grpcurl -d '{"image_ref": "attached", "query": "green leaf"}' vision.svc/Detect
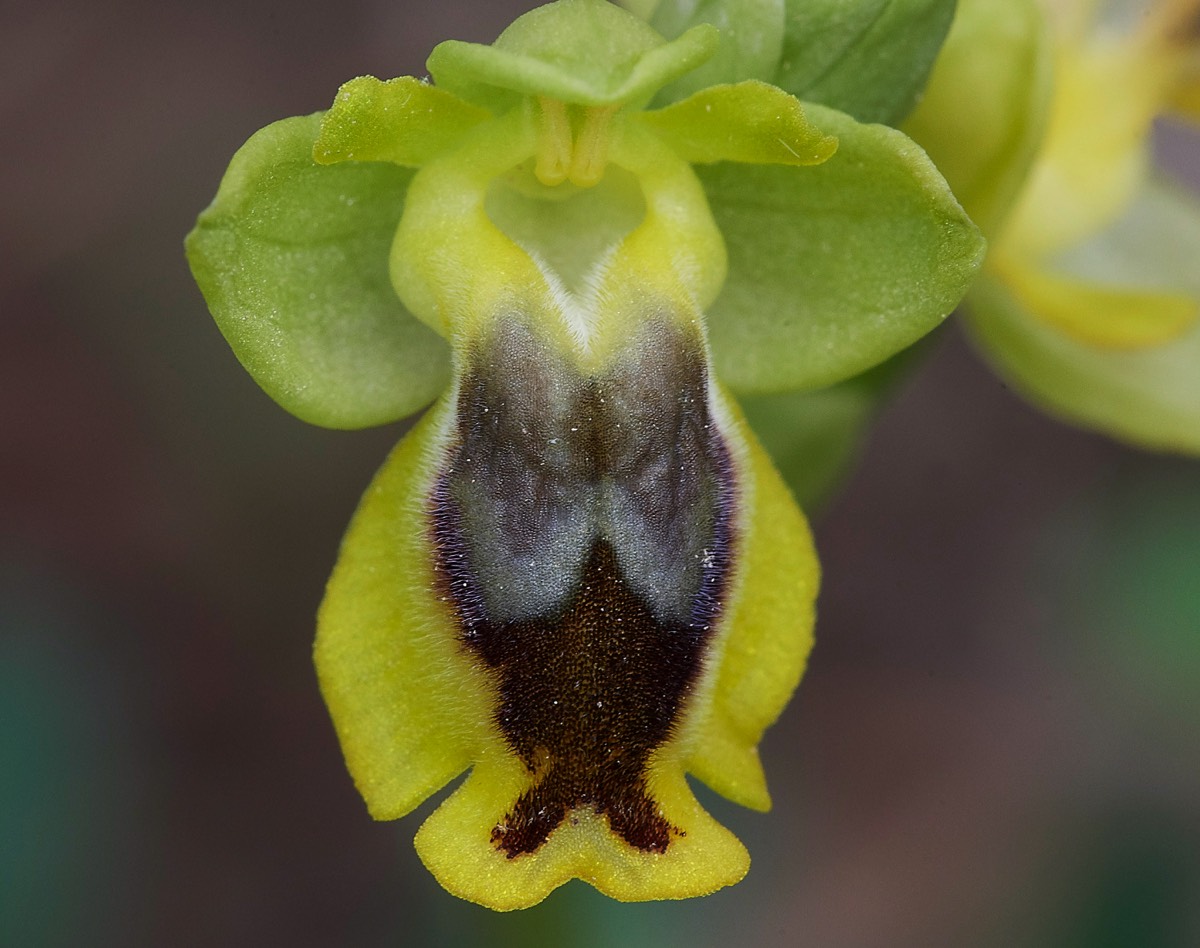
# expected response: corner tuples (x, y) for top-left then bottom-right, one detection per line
(634, 0), (957, 123)
(428, 0), (718, 111)
(640, 80), (837, 165)
(966, 179), (1200, 454)
(775, 0), (957, 125)
(314, 76), (490, 167)
(700, 102), (985, 394)
(903, 0), (1052, 239)
(644, 0), (786, 103)
(186, 114), (451, 429)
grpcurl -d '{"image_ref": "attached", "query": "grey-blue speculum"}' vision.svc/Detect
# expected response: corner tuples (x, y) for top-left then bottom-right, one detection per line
(431, 314), (737, 856)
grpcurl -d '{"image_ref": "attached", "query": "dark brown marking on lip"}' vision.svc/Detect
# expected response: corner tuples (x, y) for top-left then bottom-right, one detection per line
(479, 540), (695, 856)
(430, 314), (736, 856)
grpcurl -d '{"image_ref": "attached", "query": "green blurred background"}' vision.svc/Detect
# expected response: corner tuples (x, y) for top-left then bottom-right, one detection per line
(3, 1), (1198, 944)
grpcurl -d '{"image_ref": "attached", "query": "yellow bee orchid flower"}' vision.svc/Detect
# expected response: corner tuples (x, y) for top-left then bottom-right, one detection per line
(187, 0), (984, 910)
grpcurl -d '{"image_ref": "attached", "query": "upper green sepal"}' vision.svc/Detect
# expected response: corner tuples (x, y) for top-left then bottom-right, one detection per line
(185, 114), (450, 429)
(428, 0), (719, 110)
(314, 76), (490, 167)
(642, 0), (786, 102)
(641, 80), (837, 165)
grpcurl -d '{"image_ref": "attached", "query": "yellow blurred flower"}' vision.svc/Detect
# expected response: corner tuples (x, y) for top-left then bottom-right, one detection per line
(997, 0), (1200, 346)
(908, 0), (1200, 450)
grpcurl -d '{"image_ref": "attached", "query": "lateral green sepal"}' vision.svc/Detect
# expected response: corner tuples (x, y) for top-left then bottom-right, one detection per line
(185, 114), (450, 429)
(314, 76), (491, 167)
(643, 0), (786, 103)
(700, 102), (986, 393)
(640, 80), (837, 166)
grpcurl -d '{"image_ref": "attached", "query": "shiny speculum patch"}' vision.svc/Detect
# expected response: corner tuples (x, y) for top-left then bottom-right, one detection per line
(432, 316), (736, 856)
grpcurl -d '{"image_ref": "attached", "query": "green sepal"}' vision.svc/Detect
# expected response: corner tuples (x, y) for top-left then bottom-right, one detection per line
(428, 0), (718, 111)
(186, 114), (450, 429)
(313, 76), (491, 168)
(640, 80), (837, 166)
(966, 178), (1200, 455)
(642, 0), (786, 103)
(700, 102), (986, 394)
(775, 0), (958, 125)
(903, 0), (1052, 239)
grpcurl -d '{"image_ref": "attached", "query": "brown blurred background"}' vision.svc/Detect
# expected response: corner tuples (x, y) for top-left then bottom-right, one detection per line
(3, 1), (1199, 945)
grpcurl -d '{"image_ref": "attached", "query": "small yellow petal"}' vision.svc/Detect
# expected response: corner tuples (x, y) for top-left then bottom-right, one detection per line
(640, 81), (838, 168)
(999, 257), (1199, 349)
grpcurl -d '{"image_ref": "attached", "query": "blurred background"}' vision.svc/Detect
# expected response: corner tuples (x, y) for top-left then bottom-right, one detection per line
(3, 1), (1199, 944)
